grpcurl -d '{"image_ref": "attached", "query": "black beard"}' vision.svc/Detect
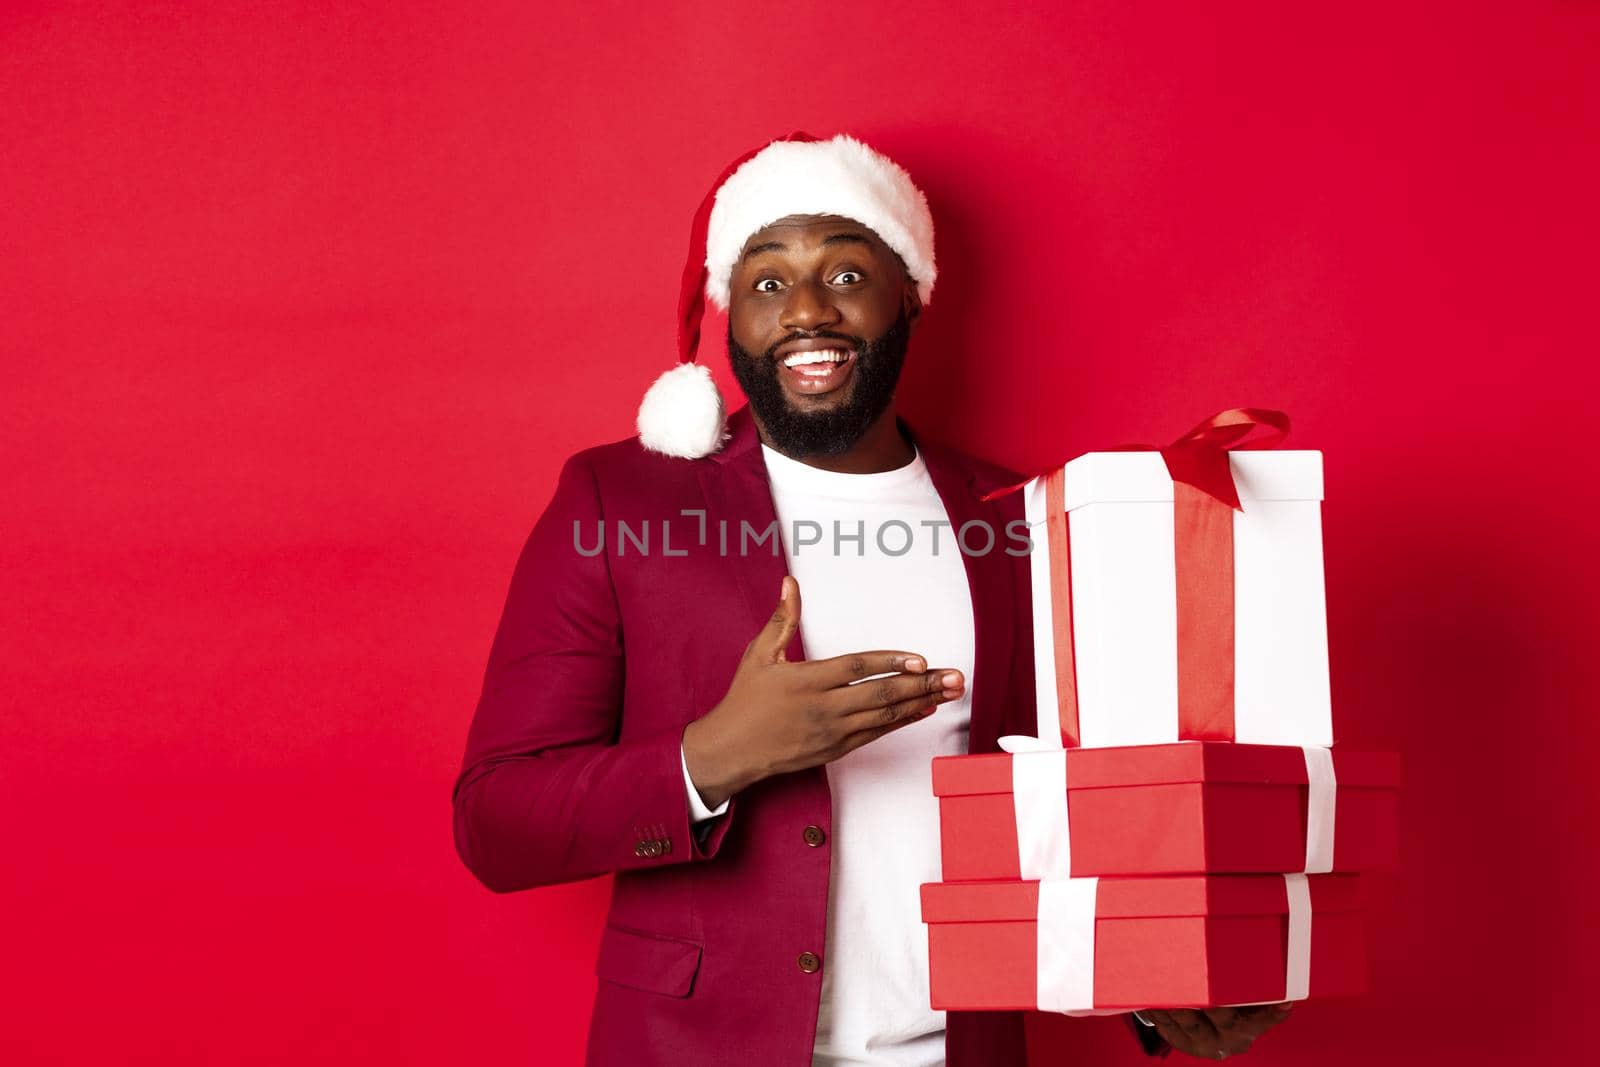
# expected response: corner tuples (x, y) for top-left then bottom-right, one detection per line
(727, 306), (911, 458)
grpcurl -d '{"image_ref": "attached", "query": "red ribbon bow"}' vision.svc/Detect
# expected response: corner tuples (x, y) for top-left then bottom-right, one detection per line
(981, 407), (1290, 508)
(982, 408), (1292, 746)
(1137, 407), (1291, 510)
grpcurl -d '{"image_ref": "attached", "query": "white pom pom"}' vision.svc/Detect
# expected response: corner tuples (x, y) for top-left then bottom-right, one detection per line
(637, 362), (728, 459)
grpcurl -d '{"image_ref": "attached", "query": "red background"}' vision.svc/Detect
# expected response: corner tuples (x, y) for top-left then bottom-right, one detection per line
(5, 3), (1596, 1063)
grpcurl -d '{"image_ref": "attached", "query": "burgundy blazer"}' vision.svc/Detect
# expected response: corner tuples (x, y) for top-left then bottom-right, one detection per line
(452, 403), (1043, 1066)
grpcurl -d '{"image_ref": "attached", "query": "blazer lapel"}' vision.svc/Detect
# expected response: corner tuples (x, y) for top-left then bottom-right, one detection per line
(696, 405), (809, 664)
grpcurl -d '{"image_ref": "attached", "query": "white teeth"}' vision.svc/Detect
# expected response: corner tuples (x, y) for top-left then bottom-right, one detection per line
(782, 348), (849, 368)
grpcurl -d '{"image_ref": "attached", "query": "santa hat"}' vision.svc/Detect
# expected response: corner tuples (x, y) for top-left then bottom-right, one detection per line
(636, 131), (937, 459)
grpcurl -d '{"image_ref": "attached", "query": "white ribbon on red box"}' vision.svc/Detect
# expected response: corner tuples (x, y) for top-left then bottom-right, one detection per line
(1002, 737), (1333, 1012)
(1010, 748), (1074, 880)
(1283, 873), (1313, 1002)
(1037, 878), (1100, 1013)
(1001, 738), (1340, 877)
(1302, 746), (1336, 874)
(1031, 872), (1315, 1013)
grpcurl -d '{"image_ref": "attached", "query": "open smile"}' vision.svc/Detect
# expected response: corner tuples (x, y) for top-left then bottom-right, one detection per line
(775, 341), (857, 397)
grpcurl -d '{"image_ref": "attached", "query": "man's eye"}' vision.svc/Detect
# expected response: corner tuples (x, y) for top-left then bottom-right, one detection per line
(754, 278), (783, 293)
(832, 270), (863, 285)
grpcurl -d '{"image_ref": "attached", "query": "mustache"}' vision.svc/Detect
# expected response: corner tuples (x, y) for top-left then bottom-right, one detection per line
(763, 331), (864, 361)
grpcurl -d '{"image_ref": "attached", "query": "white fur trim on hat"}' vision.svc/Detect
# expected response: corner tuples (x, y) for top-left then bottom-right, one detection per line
(636, 361), (729, 459)
(702, 134), (936, 312)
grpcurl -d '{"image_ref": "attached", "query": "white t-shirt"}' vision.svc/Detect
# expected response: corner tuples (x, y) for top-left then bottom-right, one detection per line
(682, 441), (976, 1066)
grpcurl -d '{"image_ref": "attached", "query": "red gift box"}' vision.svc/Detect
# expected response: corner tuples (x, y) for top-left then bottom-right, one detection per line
(935, 742), (1399, 880)
(921, 874), (1366, 1011)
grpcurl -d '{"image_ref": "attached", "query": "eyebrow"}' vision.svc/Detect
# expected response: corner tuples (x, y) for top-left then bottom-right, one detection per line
(741, 240), (787, 260)
(822, 232), (871, 250)
(741, 232), (872, 262)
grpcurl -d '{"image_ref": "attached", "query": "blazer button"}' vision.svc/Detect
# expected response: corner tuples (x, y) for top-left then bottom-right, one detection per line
(802, 825), (826, 847)
(634, 842), (650, 857)
(797, 951), (821, 974)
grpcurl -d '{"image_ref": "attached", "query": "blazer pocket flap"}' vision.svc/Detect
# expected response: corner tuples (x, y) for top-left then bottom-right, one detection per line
(595, 924), (703, 998)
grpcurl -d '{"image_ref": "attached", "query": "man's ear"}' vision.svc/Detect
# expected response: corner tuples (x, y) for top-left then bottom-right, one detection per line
(903, 279), (923, 332)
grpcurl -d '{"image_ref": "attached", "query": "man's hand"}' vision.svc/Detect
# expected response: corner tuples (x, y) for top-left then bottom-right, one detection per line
(1141, 1004), (1293, 1060)
(682, 575), (964, 807)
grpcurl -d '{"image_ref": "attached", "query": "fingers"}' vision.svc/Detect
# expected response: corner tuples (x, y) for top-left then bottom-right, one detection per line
(834, 669), (964, 753)
(1219, 1002), (1293, 1042)
(1201, 1007), (1255, 1055)
(848, 685), (953, 732)
(1144, 1009), (1221, 1057)
(1144, 1004), (1286, 1060)
(830, 667), (965, 717)
(1233, 1002), (1293, 1029)
(1166, 1009), (1221, 1047)
(804, 663), (964, 759)
(833, 698), (940, 755)
(805, 649), (930, 686)
(748, 576), (802, 664)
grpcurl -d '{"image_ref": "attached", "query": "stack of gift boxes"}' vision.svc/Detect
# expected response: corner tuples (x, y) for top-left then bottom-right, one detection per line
(921, 412), (1401, 1013)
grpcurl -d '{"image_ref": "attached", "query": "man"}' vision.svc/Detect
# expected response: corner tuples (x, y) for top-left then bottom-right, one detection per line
(452, 133), (1290, 1064)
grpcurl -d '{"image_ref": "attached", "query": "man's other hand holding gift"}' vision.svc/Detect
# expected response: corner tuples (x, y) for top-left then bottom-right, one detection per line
(1137, 1003), (1294, 1059)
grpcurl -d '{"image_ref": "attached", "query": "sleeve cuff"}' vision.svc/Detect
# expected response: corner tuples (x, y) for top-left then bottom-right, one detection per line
(681, 742), (731, 823)
(1125, 1011), (1172, 1057)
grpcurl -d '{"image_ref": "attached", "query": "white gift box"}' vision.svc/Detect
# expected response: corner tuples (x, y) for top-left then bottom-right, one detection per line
(1023, 450), (1331, 749)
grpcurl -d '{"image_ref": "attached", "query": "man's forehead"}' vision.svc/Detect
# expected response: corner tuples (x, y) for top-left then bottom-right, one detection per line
(739, 214), (886, 257)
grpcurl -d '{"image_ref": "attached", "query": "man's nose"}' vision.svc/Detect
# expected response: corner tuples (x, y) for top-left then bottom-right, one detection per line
(779, 278), (842, 333)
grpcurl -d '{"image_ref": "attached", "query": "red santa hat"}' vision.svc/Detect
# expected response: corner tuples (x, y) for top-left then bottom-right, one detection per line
(637, 131), (938, 459)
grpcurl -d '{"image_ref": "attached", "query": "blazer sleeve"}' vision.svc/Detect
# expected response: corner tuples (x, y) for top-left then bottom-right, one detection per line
(1126, 1013), (1172, 1057)
(451, 451), (736, 892)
